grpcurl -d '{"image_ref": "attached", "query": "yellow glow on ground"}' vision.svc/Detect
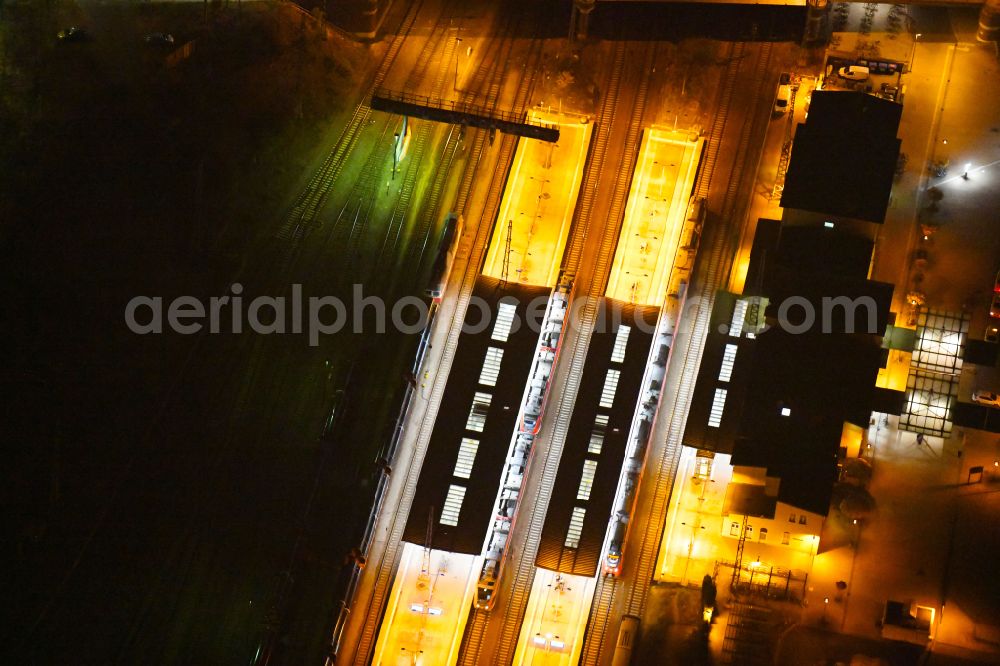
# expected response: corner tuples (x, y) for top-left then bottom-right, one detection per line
(840, 422), (864, 459)
(656, 448), (820, 584)
(481, 111), (592, 288)
(876, 349), (912, 392)
(655, 447), (730, 584)
(606, 128), (704, 305)
(372, 543), (480, 666)
(512, 570), (596, 666)
(731, 76), (818, 295)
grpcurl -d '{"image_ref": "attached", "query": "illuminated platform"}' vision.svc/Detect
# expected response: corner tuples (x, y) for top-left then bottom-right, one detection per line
(512, 570), (596, 666)
(606, 128), (703, 305)
(371, 543), (479, 666)
(482, 111), (592, 288)
(656, 446), (731, 585)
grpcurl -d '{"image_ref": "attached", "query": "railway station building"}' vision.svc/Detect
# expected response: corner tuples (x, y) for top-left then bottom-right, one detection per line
(680, 218), (901, 573)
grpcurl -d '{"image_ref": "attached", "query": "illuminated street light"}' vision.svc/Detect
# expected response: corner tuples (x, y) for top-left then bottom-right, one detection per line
(910, 33), (922, 72)
(393, 133), (399, 180)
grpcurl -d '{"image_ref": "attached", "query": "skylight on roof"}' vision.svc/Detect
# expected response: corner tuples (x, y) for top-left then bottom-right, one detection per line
(454, 438), (479, 479)
(708, 388), (728, 428)
(492, 303), (516, 342)
(611, 326), (631, 364)
(466, 392), (492, 432)
(565, 507), (586, 548)
(440, 485), (467, 526)
(576, 460), (598, 501)
(599, 370), (620, 409)
(479, 347), (504, 387)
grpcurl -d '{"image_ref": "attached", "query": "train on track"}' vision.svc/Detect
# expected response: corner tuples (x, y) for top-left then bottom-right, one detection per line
(425, 213), (463, 301)
(601, 196), (704, 577)
(475, 286), (570, 611)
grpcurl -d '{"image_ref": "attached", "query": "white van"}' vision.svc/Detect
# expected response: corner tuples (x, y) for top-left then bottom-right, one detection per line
(838, 65), (870, 81)
(774, 84), (791, 113)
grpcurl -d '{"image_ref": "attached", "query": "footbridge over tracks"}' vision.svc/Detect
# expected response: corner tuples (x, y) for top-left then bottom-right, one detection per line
(371, 89), (561, 143)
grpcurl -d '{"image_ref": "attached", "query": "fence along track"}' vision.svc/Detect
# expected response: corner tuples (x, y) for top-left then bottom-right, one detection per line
(621, 40), (775, 625)
(348, 26), (546, 666)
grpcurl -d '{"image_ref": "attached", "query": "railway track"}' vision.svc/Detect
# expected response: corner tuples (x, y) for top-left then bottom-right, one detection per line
(571, 37), (777, 666)
(347, 104), (536, 666)
(579, 575), (619, 666)
(463, 39), (661, 666)
(385, 0), (532, 290)
(273, 0), (426, 261)
(343, 10), (548, 665)
(623, 37), (774, 627)
(104, 2), (446, 658)
(369, 0), (542, 495)
(341, 26), (459, 284)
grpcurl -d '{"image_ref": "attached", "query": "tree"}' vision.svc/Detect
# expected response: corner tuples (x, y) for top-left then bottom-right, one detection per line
(700, 574), (717, 610)
(925, 186), (944, 211)
(841, 457), (872, 486)
(832, 482), (876, 522)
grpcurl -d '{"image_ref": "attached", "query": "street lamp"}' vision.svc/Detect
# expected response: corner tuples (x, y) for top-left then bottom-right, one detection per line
(393, 132), (399, 180)
(910, 33), (922, 73)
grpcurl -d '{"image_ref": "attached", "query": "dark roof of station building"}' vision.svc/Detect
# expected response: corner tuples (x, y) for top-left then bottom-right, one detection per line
(723, 483), (777, 520)
(684, 219), (893, 516)
(403, 277), (551, 554)
(535, 301), (658, 577)
(759, 224), (875, 281)
(745, 222), (893, 336)
(781, 90), (902, 224)
(735, 328), (880, 514)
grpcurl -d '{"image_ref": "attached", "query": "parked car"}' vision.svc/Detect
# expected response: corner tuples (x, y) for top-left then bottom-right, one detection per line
(879, 83), (900, 102)
(144, 32), (175, 46)
(57, 26), (89, 42)
(993, 269), (1000, 293)
(774, 84), (791, 113)
(991, 293), (1000, 318)
(972, 390), (1000, 408)
(986, 320), (999, 343)
(838, 65), (870, 81)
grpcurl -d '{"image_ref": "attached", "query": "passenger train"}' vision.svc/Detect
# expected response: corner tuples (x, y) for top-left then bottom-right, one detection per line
(425, 213), (463, 301)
